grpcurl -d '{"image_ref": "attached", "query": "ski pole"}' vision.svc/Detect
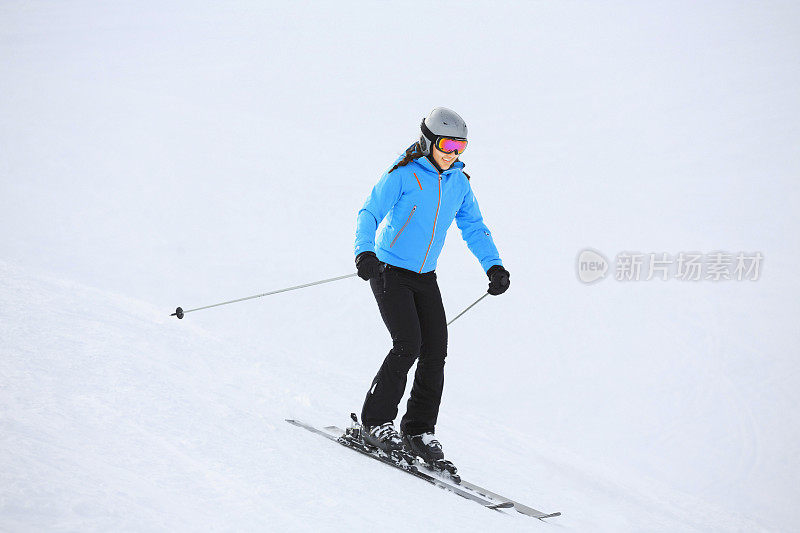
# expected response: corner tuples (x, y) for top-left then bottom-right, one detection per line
(447, 292), (489, 326)
(171, 273), (358, 319)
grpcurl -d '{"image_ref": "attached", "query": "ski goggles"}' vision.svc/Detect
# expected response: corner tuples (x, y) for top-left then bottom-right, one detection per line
(434, 137), (468, 155)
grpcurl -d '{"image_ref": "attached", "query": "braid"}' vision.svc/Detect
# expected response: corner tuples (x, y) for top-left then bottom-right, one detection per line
(388, 142), (424, 174)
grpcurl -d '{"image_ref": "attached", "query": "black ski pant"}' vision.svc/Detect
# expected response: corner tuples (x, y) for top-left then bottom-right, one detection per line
(361, 264), (448, 436)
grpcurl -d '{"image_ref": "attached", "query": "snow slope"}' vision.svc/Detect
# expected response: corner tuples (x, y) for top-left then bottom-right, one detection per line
(2, 1), (799, 531)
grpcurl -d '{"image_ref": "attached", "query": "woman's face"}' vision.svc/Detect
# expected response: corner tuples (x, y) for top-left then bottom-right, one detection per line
(431, 142), (458, 171)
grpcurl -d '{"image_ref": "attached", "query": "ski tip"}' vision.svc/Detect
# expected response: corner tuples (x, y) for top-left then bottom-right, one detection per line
(538, 511), (562, 519)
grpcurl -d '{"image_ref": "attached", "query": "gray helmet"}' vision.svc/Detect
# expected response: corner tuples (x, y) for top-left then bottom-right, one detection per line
(419, 107), (468, 155)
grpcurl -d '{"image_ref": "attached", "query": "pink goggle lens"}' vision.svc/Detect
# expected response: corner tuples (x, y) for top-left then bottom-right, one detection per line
(435, 137), (468, 154)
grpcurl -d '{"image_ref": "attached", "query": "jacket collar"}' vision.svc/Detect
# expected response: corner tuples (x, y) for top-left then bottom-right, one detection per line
(414, 155), (464, 176)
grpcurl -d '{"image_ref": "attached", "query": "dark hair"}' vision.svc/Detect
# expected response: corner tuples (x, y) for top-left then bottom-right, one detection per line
(388, 141), (470, 180)
(388, 142), (424, 174)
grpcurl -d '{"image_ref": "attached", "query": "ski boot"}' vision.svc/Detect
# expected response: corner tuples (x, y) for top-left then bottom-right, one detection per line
(363, 422), (404, 452)
(403, 432), (460, 482)
(349, 414), (416, 469)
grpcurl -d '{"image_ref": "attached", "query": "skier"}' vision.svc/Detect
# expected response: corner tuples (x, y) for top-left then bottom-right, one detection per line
(354, 107), (510, 465)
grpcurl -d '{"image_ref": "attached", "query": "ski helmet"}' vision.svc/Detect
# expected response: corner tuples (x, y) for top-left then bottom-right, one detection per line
(419, 107), (468, 155)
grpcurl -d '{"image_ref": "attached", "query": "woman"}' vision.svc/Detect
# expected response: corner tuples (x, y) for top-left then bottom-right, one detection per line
(354, 107), (510, 464)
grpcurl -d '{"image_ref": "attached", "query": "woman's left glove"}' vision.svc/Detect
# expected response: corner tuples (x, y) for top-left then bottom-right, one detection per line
(486, 265), (510, 295)
(356, 251), (383, 281)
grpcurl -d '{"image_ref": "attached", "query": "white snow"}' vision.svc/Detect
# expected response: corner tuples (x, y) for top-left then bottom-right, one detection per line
(2, 1), (799, 531)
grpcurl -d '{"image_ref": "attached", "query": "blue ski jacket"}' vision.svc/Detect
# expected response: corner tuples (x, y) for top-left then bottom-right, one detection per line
(354, 151), (503, 273)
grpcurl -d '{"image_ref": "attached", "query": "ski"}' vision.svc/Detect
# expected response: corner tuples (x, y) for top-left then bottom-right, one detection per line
(326, 423), (561, 520)
(455, 479), (561, 519)
(285, 418), (513, 511)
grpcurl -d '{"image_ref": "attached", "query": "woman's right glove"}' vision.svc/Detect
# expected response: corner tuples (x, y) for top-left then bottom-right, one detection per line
(486, 265), (511, 295)
(356, 251), (383, 281)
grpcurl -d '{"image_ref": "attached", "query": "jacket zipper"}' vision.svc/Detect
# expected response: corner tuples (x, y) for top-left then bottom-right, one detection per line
(419, 174), (442, 272)
(390, 205), (416, 248)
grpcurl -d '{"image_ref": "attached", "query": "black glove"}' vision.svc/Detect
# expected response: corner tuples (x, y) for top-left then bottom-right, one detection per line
(356, 251), (383, 281)
(487, 265), (510, 295)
